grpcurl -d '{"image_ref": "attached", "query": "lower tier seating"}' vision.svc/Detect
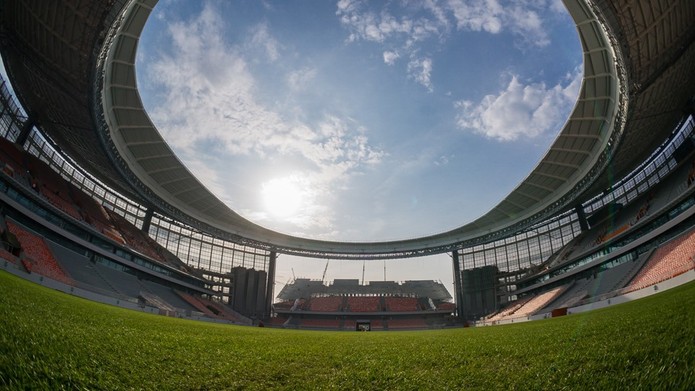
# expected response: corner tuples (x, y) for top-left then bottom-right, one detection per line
(627, 229), (695, 291)
(7, 220), (73, 285)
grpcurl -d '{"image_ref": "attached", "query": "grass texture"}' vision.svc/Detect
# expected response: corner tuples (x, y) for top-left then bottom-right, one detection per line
(1, 270), (693, 390)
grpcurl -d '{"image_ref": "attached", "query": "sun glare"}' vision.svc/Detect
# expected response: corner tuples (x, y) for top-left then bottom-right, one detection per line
(261, 176), (304, 218)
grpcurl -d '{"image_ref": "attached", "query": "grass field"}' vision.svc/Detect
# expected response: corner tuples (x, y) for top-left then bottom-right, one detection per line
(0, 271), (693, 390)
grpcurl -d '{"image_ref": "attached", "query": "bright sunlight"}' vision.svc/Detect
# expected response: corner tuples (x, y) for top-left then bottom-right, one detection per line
(261, 176), (305, 218)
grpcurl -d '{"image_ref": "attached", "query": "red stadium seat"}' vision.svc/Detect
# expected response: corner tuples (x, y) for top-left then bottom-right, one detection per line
(7, 220), (73, 285)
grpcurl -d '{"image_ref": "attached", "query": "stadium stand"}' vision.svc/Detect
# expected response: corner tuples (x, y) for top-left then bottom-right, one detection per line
(298, 318), (342, 329)
(346, 296), (381, 312)
(139, 280), (193, 310)
(488, 285), (566, 322)
(369, 319), (385, 330)
(70, 188), (126, 244)
(308, 296), (344, 312)
(3, 113), (694, 328)
(272, 300), (294, 311)
(0, 219), (20, 264)
(90, 263), (142, 298)
(274, 279), (454, 329)
(387, 318), (428, 329)
(1, 0), (695, 331)
(385, 297), (419, 312)
(0, 246), (18, 264)
(107, 210), (166, 263)
(176, 290), (219, 317)
(48, 243), (118, 294)
(7, 220), (73, 285)
(626, 229), (695, 291)
(139, 291), (176, 313)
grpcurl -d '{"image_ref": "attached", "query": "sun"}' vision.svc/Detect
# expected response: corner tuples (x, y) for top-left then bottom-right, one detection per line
(261, 176), (304, 218)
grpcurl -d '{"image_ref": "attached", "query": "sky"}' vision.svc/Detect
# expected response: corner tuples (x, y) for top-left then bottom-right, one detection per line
(131, 0), (583, 297)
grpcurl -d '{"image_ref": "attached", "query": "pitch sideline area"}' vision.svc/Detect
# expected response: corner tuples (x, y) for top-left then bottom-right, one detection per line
(0, 270), (693, 390)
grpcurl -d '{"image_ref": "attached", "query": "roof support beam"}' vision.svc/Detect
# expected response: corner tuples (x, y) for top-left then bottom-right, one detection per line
(542, 160), (582, 169)
(550, 147), (592, 156)
(532, 171), (569, 182)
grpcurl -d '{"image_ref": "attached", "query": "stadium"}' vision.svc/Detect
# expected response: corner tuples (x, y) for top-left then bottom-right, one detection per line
(0, 0), (694, 388)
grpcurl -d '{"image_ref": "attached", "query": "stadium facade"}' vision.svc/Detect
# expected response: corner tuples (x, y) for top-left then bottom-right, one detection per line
(0, 0), (694, 326)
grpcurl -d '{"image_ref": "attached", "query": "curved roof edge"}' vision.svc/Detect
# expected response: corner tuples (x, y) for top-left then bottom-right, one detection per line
(95, 0), (624, 258)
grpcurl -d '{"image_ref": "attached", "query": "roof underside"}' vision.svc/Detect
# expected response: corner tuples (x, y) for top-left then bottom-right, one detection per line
(1, 0), (694, 259)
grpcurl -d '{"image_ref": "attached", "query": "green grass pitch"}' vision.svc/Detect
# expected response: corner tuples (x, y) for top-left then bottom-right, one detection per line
(1, 270), (693, 390)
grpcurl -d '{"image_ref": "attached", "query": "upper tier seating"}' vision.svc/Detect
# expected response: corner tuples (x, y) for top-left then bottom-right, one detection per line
(23, 154), (83, 221)
(307, 296), (344, 312)
(564, 157), (693, 260)
(346, 296), (381, 312)
(0, 139), (130, 244)
(0, 137), (25, 169)
(105, 209), (193, 273)
(385, 297), (419, 312)
(107, 210), (166, 263)
(70, 187), (125, 243)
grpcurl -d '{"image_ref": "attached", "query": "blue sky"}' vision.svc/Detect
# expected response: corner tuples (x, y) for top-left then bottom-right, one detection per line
(134, 0), (582, 295)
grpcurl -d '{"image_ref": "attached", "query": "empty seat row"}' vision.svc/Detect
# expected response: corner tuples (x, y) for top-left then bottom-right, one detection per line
(6, 220), (73, 285)
(628, 229), (695, 291)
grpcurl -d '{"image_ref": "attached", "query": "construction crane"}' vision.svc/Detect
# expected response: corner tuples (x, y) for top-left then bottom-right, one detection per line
(321, 259), (330, 283)
(361, 259), (366, 285)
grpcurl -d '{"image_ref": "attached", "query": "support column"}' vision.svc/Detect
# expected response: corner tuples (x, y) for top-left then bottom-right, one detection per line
(264, 251), (277, 319)
(141, 207), (154, 234)
(451, 250), (464, 320)
(15, 113), (35, 146)
(575, 204), (589, 231)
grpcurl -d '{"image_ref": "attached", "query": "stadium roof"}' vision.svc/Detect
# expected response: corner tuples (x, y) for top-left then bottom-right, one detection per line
(1, 0), (694, 259)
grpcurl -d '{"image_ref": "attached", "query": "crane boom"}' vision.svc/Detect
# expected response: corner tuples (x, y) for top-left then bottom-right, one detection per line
(321, 259), (330, 283)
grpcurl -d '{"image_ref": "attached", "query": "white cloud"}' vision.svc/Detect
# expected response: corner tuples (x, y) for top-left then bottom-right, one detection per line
(407, 57), (434, 92)
(336, 0), (554, 47)
(446, 0), (552, 46)
(434, 154), (454, 166)
(145, 3), (384, 233)
(550, 0), (567, 14)
(383, 50), (400, 65)
(249, 22), (281, 61)
(446, 0), (503, 34)
(335, 0), (556, 90)
(336, 1), (443, 45)
(454, 68), (582, 141)
(287, 67), (317, 91)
